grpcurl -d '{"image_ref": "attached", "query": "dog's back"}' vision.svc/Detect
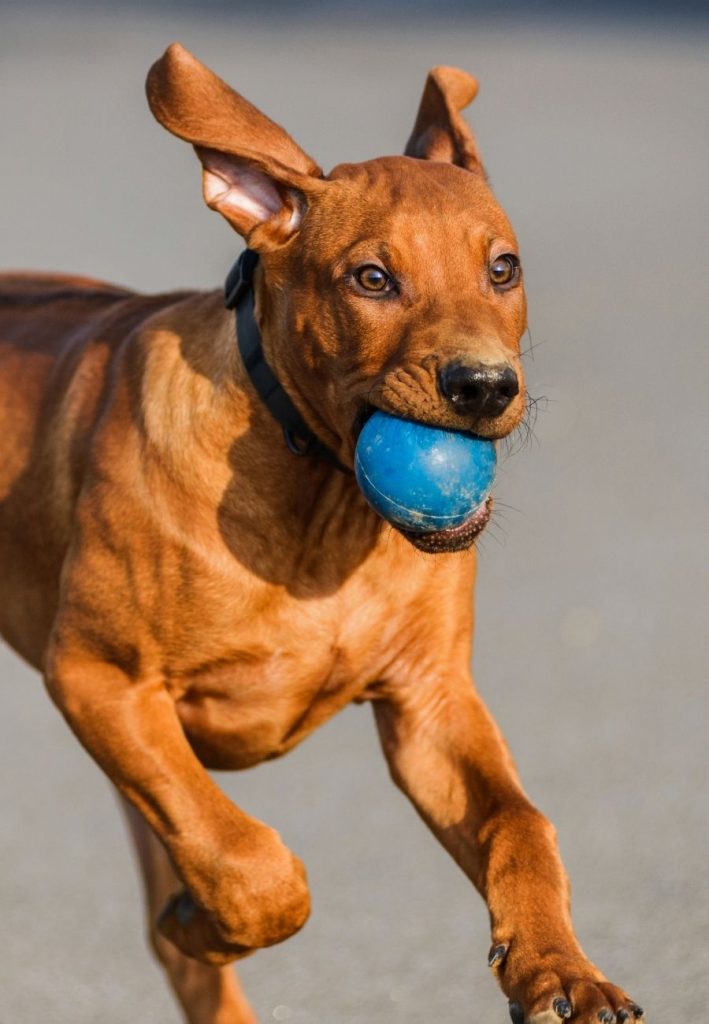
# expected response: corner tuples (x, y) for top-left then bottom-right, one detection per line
(0, 273), (190, 665)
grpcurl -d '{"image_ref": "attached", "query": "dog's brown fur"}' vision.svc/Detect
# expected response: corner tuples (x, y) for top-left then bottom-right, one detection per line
(0, 44), (641, 1024)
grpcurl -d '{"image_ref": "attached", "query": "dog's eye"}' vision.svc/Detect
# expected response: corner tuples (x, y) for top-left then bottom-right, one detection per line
(355, 265), (392, 292)
(489, 254), (521, 289)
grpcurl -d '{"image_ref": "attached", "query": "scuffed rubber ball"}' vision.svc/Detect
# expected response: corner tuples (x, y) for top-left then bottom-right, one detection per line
(354, 410), (496, 532)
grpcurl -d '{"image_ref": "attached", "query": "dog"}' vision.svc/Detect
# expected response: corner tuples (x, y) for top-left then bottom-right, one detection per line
(0, 43), (643, 1024)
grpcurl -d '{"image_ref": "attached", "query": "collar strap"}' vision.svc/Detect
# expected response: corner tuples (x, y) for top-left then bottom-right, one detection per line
(225, 249), (349, 473)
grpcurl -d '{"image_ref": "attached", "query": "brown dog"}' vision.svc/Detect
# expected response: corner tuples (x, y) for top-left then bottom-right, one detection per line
(0, 43), (642, 1024)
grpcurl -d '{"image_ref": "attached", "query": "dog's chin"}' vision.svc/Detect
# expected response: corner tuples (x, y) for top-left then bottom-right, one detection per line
(397, 498), (493, 554)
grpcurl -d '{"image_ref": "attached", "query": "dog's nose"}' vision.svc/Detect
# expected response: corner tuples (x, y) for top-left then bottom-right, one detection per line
(438, 362), (519, 419)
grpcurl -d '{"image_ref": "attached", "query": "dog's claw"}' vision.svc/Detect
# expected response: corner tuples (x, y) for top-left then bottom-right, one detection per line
(553, 997), (572, 1019)
(159, 889), (198, 927)
(598, 1011), (616, 1023)
(630, 1006), (644, 1019)
(617, 1012), (630, 1023)
(509, 1001), (525, 1024)
(488, 943), (508, 968)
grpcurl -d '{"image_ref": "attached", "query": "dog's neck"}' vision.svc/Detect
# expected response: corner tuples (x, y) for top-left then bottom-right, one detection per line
(225, 249), (348, 473)
(215, 348), (385, 590)
(138, 289), (387, 588)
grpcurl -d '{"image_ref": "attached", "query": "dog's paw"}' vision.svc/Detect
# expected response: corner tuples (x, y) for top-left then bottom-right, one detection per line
(507, 989), (645, 1024)
(491, 946), (644, 1024)
(159, 828), (311, 964)
(157, 841), (311, 966)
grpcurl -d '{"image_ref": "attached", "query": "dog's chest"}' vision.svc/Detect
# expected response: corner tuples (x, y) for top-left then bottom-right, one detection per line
(168, 567), (419, 770)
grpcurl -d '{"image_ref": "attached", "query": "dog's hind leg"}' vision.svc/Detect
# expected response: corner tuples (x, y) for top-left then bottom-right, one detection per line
(122, 799), (258, 1024)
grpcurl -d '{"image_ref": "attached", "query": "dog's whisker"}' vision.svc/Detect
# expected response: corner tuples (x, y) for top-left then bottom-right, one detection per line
(519, 327), (548, 361)
(493, 500), (523, 516)
(500, 391), (549, 460)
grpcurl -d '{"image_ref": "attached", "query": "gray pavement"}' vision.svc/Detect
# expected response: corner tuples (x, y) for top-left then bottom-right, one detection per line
(1, 8), (708, 1023)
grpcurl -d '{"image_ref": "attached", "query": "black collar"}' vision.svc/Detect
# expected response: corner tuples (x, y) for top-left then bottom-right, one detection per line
(225, 249), (349, 473)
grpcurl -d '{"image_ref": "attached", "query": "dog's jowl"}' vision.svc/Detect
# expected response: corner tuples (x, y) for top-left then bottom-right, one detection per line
(0, 43), (643, 1024)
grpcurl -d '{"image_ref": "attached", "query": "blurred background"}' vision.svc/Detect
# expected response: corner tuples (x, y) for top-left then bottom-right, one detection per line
(1, 2), (708, 1022)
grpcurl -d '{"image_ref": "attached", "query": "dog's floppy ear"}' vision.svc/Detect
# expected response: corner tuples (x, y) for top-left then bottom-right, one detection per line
(405, 66), (483, 175)
(146, 43), (325, 248)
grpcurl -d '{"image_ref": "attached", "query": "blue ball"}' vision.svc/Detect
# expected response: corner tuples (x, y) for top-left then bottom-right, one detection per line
(354, 411), (497, 532)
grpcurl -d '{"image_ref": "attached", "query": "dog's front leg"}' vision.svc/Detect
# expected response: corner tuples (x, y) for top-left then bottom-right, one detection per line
(45, 651), (310, 966)
(373, 674), (643, 1023)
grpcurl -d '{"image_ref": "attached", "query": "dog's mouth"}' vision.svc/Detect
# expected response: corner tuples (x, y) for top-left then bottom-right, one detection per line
(352, 403), (376, 444)
(397, 497), (493, 553)
(352, 403), (494, 553)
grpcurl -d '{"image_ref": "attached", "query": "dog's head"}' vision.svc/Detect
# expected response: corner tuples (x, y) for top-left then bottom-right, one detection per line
(147, 45), (527, 538)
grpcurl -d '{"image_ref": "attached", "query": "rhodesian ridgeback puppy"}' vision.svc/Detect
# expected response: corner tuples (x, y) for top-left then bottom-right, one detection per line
(0, 43), (643, 1024)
